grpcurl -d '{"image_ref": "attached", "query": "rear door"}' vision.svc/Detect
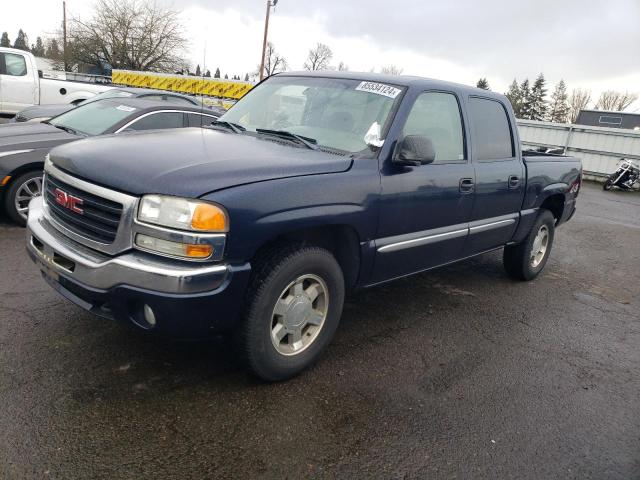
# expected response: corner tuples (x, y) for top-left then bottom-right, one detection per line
(0, 51), (38, 112)
(372, 90), (474, 283)
(465, 96), (525, 254)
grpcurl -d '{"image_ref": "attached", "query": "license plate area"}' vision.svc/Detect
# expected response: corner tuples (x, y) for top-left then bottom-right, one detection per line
(31, 235), (76, 274)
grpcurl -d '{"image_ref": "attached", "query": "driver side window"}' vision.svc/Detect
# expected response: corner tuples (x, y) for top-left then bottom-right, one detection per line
(403, 92), (465, 163)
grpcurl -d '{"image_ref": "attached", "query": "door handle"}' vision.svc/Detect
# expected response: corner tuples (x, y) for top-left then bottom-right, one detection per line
(508, 175), (520, 189)
(459, 178), (474, 194)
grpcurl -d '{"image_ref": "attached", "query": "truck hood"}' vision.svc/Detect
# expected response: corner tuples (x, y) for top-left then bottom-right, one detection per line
(49, 128), (354, 197)
(0, 122), (78, 153)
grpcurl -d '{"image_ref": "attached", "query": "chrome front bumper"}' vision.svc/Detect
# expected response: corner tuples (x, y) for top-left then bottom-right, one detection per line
(26, 196), (230, 295)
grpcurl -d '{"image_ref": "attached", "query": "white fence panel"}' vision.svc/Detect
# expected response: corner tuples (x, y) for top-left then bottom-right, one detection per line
(516, 119), (640, 178)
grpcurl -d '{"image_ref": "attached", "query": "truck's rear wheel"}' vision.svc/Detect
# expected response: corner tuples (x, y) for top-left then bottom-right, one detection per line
(5, 170), (43, 226)
(236, 245), (345, 381)
(503, 210), (555, 281)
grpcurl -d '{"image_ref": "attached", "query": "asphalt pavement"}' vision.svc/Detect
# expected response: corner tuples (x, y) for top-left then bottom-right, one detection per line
(0, 183), (639, 479)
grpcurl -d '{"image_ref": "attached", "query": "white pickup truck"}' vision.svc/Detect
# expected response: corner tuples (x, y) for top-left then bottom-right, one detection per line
(0, 47), (113, 115)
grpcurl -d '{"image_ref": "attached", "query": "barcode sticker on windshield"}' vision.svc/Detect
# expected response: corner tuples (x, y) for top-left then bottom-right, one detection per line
(116, 105), (136, 112)
(355, 82), (401, 98)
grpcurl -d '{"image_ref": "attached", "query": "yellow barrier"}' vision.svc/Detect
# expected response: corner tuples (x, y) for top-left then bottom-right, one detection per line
(111, 70), (254, 101)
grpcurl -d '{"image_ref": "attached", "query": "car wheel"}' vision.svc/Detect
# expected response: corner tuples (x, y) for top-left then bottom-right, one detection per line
(236, 244), (345, 382)
(503, 209), (556, 281)
(5, 170), (43, 227)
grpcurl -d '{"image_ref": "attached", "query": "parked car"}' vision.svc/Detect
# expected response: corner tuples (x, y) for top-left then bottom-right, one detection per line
(0, 47), (112, 115)
(0, 97), (220, 224)
(11, 87), (225, 123)
(26, 72), (582, 381)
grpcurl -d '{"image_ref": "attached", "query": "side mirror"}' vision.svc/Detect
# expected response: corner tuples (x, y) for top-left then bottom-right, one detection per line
(394, 135), (436, 165)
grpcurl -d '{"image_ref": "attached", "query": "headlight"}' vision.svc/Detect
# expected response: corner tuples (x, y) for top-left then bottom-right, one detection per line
(138, 195), (228, 232)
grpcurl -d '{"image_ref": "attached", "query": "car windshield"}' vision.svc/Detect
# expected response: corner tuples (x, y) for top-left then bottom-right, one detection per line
(76, 89), (135, 107)
(49, 100), (137, 136)
(220, 76), (405, 153)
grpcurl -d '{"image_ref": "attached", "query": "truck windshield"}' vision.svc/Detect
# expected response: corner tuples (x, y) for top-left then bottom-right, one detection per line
(220, 76), (405, 153)
(49, 100), (135, 136)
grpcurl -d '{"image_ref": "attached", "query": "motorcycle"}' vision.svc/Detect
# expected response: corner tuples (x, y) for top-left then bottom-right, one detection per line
(603, 159), (640, 191)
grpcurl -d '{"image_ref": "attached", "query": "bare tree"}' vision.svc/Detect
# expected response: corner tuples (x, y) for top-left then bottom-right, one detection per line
(304, 43), (333, 71)
(261, 42), (288, 77)
(595, 90), (639, 111)
(68, 0), (187, 72)
(337, 61), (349, 71)
(380, 65), (403, 75)
(568, 88), (591, 123)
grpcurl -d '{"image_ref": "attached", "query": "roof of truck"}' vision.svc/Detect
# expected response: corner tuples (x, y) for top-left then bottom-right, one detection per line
(275, 70), (508, 101)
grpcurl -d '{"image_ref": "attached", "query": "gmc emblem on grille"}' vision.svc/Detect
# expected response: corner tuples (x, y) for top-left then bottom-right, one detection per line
(54, 188), (84, 214)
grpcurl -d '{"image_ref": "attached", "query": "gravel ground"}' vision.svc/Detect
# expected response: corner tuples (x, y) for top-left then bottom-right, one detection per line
(0, 182), (638, 479)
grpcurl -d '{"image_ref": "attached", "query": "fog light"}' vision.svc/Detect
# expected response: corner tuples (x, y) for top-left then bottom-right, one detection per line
(143, 304), (157, 328)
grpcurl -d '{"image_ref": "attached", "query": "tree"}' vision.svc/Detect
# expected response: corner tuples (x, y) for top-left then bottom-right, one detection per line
(528, 73), (548, 121)
(595, 90), (639, 111)
(204, 69), (211, 78)
(304, 43), (333, 71)
(195, 64), (201, 76)
(68, 0), (187, 72)
(31, 37), (46, 57)
(244, 73), (249, 82)
(568, 88), (591, 123)
(46, 38), (62, 60)
(380, 65), (403, 75)
(214, 67), (220, 79)
(337, 61), (349, 71)
(224, 73), (228, 79)
(519, 79), (532, 119)
(260, 42), (288, 77)
(0, 32), (10, 47)
(476, 78), (490, 90)
(13, 29), (29, 51)
(505, 79), (522, 117)
(547, 80), (569, 123)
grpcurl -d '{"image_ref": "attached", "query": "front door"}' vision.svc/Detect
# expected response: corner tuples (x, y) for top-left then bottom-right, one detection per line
(372, 91), (474, 283)
(465, 97), (525, 255)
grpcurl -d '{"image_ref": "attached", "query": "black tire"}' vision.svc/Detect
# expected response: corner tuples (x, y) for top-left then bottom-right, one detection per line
(603, 178), (613, 191)
(4, 170), (43, 227)
(236, 244), (345, 382)
(503, 210), (555, 281)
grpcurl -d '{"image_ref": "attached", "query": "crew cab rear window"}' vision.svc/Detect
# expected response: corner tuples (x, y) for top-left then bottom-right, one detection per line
(468, 97), (514, 160)
(0, 53), (27, 76)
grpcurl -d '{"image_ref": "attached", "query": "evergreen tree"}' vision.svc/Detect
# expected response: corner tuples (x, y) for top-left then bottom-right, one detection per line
(476, 78), (490, 90)
(548, 79), (569, 123)
(31, 36), (46, 57)
(0, 32), (10, 47)
(46, 38), (61, 59)
(224, 73), (228, 79)
(195, 64), (201, 76)
(244, 73), (249, 82)
(214, 67), (220, 79)
(204, 69), (211, 77)
(519, 79), (532, 119)
(13, 29), (29, 51)
(505, 79), (522, 117)
(528, 73), (548, 121)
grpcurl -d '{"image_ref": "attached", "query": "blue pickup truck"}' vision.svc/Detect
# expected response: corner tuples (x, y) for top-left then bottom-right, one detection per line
(26, 72), (582, 381)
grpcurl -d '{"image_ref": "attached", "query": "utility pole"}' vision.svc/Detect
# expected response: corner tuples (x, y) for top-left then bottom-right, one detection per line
(63, 1), (68, 71)
(259, 0), (278, 81)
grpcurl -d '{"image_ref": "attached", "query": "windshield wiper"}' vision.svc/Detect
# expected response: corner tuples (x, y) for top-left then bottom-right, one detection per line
(50, 124), (83, 136)
(208, 120), (246, 134)
(255, 128), (319, 150)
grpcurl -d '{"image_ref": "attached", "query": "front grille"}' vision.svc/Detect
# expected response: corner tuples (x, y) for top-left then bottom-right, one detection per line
(44, 174), (123, 244)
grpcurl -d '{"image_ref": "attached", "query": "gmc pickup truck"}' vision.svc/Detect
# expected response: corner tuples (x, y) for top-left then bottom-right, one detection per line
(26, 72), (582, 381)
(0, 47), (111, 115)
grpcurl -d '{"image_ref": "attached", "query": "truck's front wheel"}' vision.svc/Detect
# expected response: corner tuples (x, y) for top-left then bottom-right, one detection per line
(503, 210), (556, 281)
(236, 245), (345, 381)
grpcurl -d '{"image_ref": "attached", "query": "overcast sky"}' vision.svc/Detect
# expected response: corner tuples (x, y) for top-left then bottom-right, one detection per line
(4, 0), (639, 109)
